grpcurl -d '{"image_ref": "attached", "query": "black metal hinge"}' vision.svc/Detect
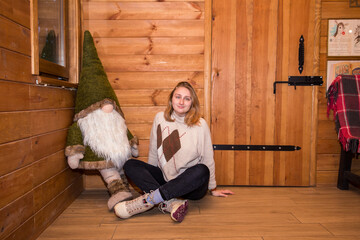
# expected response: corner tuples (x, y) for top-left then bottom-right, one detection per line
(213, 145), (301, 151)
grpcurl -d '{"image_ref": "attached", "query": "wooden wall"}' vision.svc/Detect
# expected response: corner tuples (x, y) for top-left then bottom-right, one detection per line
(317, 0), (360, 184)
(82, 0), (360, 188)
(0, 0), (83, 239)
(82, 0), (210, 189)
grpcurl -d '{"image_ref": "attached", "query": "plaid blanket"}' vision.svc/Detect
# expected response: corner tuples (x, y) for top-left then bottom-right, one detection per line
(327, 75), (360, 153)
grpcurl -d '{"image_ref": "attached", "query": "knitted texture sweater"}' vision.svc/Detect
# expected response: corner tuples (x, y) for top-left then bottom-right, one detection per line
(148, 112), (216, 190)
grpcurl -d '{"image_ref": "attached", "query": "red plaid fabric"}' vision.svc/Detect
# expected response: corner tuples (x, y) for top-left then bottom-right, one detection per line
(327, 75), (360, 153)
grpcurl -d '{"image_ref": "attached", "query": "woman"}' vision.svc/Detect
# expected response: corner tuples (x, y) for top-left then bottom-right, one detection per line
(114, 82), (234, 222)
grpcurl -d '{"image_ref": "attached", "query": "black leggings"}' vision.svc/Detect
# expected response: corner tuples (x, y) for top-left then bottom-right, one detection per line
(124, 159), (210, 201)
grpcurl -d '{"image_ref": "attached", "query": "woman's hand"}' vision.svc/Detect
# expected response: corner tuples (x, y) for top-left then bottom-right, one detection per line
(211, 189), (234, 197)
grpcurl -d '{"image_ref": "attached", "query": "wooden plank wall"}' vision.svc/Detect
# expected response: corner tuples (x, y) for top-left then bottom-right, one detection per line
(0, 0), (83, 239)
(80, 0), (359, 189)
(317, 0), (360, 184)
(82, 0), (208, 189)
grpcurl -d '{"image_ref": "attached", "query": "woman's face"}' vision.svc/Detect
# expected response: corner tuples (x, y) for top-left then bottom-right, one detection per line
(172, 87), (192, 117)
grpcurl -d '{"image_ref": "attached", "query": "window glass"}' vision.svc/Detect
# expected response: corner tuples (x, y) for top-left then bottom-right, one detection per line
(38, 0), (66, 67)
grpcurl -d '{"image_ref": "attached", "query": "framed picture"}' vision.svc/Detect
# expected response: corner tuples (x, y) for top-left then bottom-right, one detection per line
(326, 60), (360, 89)
(328, 19), (360, 56)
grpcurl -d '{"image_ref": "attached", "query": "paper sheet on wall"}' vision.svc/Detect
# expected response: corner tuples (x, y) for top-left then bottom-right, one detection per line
(328, 19), (360, 56)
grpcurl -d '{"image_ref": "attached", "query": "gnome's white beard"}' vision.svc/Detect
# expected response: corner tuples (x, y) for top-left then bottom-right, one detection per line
(78, 109), (131, 169)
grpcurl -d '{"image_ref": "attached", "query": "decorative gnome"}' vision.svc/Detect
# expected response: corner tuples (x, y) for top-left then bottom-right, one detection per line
(65, 30), (139, 210)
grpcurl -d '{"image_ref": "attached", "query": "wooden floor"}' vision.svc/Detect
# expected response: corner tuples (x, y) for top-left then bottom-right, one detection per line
(37, 186), (360, 240)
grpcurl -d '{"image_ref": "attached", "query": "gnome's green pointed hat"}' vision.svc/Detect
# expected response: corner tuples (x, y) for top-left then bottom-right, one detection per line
(74, 30), (124, 121)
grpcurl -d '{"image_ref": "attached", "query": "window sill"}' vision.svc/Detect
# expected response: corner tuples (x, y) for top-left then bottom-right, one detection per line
(32, 75), (78, 89)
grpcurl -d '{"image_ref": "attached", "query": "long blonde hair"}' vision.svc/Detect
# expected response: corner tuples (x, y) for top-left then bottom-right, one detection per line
(164, 82), (201, 126)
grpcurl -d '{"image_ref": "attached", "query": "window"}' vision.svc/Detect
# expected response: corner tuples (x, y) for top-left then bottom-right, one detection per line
(31, 0), (80, 86)
(38, 0), (68, 78)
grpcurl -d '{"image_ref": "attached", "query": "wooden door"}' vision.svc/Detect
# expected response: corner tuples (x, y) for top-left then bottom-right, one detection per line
(211, 0), (320, 186)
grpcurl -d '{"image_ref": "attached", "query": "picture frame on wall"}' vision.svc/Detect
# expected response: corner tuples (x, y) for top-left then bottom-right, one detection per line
(328, 19), (360, 56)
(326, 60), (360, 89)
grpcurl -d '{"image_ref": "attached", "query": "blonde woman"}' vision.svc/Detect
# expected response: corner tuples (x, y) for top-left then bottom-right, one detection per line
(114, 82), (233, 222)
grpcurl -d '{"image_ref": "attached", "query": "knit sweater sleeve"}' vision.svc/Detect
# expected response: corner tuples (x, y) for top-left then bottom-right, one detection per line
(199, 119), (217, 190)
(147, 112), (160, 166)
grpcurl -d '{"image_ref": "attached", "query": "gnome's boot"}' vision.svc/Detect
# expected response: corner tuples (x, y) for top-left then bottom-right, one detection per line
(99, 168), (133, 210)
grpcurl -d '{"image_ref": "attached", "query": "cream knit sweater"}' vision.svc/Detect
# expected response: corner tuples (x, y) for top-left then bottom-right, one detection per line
(148, 112), (217, 190)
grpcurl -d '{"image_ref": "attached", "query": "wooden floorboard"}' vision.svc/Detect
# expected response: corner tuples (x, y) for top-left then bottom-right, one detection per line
(37, 186), (360, 240)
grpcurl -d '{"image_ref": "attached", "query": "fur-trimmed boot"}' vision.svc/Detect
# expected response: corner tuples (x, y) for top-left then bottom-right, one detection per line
(107, 176), (132, 210)
(100, 168), (133, 210)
